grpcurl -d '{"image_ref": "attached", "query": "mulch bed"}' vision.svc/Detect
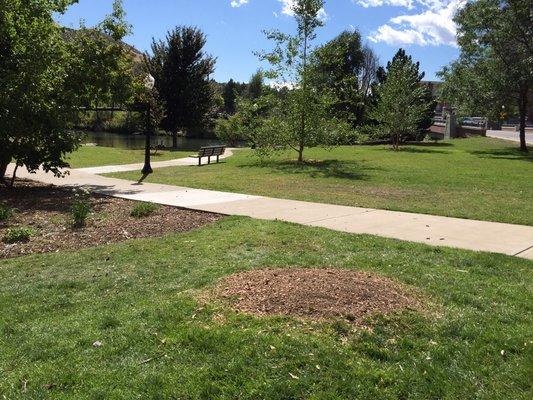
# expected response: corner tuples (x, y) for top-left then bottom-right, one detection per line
(216, 268), (421, 325)
(0, 180), (223, 259)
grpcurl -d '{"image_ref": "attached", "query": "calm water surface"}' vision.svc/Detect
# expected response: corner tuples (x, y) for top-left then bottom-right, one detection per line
(81, 131), (223, 151)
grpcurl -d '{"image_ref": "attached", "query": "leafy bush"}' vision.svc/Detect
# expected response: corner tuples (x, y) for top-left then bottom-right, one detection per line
(3, 227), (34, 244)
(130, 202), (158, 218)
(0, 204), (14, 221)
(215, 114), (245, 147)
(71, 200), (91, 227)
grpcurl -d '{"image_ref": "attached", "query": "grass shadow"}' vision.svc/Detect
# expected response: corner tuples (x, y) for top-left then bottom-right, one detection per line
(397, 147), (452, 154)
(405, 141), (454, 147)
(469, 147), (532, 162)
(240, 159), (376, 181)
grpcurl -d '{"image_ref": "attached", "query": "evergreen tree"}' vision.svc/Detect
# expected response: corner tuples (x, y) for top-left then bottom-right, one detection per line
(147, 26), (216, 146)
(376, 49), (434, 141)
(223, 79), (237, 114)
(372, 50), (434, 149)
(247, 70), (264, 100)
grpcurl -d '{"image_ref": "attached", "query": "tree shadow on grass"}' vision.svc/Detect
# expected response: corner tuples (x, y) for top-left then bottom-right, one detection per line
(396, 147), (452, 154)
(239, 159), (377, 181)
(468, 147), (532, 162)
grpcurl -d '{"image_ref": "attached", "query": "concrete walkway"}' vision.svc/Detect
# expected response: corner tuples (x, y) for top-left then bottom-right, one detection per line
(7, 164), (533, 260)
(486, 129), (533, 145)
(76, 148), (236, 174)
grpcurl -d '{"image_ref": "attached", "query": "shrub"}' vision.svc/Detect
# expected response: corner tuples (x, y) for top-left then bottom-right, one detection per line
(215, 114), (245, 147)
(71, 199), (91, 228)
(3, 227), (34, 244)
(130, 202), (158, 218)
(0, 204), (14, 221)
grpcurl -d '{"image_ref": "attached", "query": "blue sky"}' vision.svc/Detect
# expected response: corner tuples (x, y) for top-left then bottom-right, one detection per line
(56, 0), (464, 83)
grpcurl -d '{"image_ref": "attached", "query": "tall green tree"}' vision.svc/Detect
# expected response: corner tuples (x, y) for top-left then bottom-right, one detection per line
(441, 0), (532, 151)
(371, 52), (433, 150)
(147, 26), (216, 147)
(311, 30), (379, 127)
(246, 70), (264, 100)
(375, 49), (434, 141)
(223, 79), (237, 115)
(258, 0), (335, 162)
(0, 0), (80, 186)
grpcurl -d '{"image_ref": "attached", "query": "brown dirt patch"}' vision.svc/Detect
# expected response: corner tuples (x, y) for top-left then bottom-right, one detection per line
(217, 268), (421, 324)
(0, 180), (223, 259)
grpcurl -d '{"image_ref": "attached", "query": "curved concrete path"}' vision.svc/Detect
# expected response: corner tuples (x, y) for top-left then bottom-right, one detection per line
(75, 148), (236, 174)
(6, 163), (533, 260)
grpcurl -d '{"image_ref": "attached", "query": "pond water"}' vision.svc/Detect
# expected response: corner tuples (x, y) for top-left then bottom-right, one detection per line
(80, 131), (223, 151)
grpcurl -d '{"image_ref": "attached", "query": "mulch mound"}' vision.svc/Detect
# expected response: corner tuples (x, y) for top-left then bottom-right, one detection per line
(0, 180), (223, 259)
(217, 268), (421, 324)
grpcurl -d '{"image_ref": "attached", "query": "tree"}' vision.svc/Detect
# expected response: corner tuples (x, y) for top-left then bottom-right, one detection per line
(0, 0), (144, 186)
(65, 0), (139, 128)
(375, 49), (434, 141)
(215, 113), (244, 146)
(223, 79), (237, 114)
(371, 52), (433, 150)
(311, 30), (379, 127)
(252, 90), (351, 158)
(258, 0), (332, 162)
(441, 0), (532, 151)
(246, 70), (264, 100)
(147, 26), (216, 147)
(0, 0), (81, 186)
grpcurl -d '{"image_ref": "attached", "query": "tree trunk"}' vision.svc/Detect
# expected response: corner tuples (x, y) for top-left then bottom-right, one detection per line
(518, 86), (528, 152)
(297, 144), (304, 163)
(0, 161), (10, 187)
(299, 30), (308, 164)
(0, 148), (12, 187)
(9, 165), (18, 187)
(172, 130), (178, 149)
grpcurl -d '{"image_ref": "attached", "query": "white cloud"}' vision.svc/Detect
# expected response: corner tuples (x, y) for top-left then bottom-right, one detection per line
(367, 0), (466, 46)
(356, 0), (414, 10)
(230, 0), (248, 8)
(231, 1), (328, 20)
(278, 0), (328, 20)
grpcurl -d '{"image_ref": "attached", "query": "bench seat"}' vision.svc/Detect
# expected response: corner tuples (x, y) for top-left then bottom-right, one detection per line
(191, 146), (226, 166)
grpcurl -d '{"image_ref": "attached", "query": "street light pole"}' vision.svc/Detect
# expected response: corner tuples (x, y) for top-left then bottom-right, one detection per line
(141, 102), (153, 175)
(141, 74), (156, 176)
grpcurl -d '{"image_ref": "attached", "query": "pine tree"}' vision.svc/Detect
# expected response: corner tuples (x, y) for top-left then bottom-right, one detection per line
(147, 26), (216, 147)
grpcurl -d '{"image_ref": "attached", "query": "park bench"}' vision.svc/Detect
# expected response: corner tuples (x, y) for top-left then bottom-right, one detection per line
(191, 146), (226, 166)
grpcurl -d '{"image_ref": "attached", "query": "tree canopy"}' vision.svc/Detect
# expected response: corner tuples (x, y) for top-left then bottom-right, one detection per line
(311, 30), (379, 127)
(257, 0), (348, 162)
(147, 26), (216, 146)
(0, 0), (80, 185)
(0, 0), (144, 186)
(440, 0), (532, 151)
(372, 50), (434, 149)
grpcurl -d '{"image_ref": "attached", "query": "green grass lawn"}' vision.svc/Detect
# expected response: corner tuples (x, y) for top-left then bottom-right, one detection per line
(1, 217), (532, 399)
(67, 146), (190, 169)
(109, 137), (533, 225)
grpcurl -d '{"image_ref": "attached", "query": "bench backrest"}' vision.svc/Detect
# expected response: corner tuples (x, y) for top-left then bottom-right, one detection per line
(198, 146), (226, 157)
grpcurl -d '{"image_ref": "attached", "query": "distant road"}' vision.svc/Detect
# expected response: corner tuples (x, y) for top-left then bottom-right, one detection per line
(486, 129), (533, 145)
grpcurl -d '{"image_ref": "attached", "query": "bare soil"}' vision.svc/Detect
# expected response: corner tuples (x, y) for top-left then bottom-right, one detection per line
(217, 268), (421, 324)
(0, 180), (223, 259)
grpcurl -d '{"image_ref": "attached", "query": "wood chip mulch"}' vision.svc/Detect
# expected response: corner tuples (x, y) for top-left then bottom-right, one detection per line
(217, 268), (421, 324)
(0, 180), (223, 259)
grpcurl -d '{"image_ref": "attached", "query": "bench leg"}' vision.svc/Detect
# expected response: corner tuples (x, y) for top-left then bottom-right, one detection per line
(208, 156), (211, 164)
(198, 157), (201, 166)
(217, 155), (220, 163)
